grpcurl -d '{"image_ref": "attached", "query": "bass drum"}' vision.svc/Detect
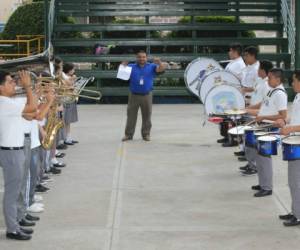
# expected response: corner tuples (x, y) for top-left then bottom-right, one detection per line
(199, 70), (241, 103)
(204, 84), (245, 115)
(184, 57), (222, 97)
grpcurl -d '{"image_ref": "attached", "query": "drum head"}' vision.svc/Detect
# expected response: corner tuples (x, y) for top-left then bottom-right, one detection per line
(184, 57), (222, 97)
(258, 135), (278, 142)
(204, 85), (245, 115)
(199, 70), (241, 102)
(282, 136), (300, 145)
(228, 125), (252, 135)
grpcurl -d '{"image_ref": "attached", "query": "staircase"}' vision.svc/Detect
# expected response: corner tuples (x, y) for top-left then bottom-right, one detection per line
(51, 0), (293, 99)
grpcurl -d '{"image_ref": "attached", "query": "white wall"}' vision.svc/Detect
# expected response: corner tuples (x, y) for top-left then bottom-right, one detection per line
(0, 0), (29, 23)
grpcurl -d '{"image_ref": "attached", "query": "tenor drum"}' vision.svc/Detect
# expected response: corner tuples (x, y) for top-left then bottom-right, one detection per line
(184, 58), (222, 97)
(228, 125), (252, 145)
(199, 70), (241, 103)
(204, 84), (245, 115)
(244, 127), (265, 148)
(257, 135), (279, 157)
(282, 136), (300, 161)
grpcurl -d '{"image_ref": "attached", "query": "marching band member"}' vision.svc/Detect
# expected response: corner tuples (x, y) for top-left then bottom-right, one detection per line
(247, 68), (288, 197)
(217, 44), (246, 145)
(225, 43), (246, 81)
(62, 63), (79, 145)
(276, 70), (300, 226)
(0, 70), (36, 240)
(240, 60), (273, 176)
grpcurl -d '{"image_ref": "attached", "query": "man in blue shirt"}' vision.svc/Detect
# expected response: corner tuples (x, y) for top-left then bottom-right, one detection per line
(122, 51), (165, 142)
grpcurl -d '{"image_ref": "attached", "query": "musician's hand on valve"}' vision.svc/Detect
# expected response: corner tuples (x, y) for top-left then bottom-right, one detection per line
(18, 70), (31, 89)
(45, 90), (55, 103)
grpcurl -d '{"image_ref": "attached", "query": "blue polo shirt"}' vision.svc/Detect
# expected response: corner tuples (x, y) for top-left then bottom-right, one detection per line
(128, 62), (158, 94)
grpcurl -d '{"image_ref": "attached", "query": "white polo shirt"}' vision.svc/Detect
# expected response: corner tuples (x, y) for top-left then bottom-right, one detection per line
(0, 96), (25, 147)
(14, 97), (31, 134)
(225, 57), (246, 81)
(241, 61), (260, 88)
(258, 84), (287, 116)
(290, 93), (300, 126)
(250, 77), (270, 106)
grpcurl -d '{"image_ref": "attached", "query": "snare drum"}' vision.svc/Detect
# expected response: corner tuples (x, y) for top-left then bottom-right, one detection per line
(244, 127), (265, 148)
(282, 136), (300, 161)
(257, 135), (279, 157)
(199, 70), (241, 103)
(228, 125), (252, 145)
(204, 84), (245, 115)
(184, 58), (222, 97)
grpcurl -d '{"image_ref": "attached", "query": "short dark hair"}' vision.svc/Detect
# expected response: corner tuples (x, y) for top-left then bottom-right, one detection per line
(269, 68), (284, 82)
(259, 60), (273, 75)
(63, 63), (75, 74)
(0, 70), (10, 86)
(54, 56), (63, 73)
(294, 70), (300, 81)
(137, 50), (147, 55)
(229, 43), (243, 56)
(244, 46), (258, 59)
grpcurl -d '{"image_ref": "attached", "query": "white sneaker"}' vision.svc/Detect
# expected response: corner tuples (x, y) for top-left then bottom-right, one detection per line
(34, 195), (43, 202)
(27, 203), (44, 213)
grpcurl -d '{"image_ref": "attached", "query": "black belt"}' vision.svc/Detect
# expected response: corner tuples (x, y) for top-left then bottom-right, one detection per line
(0, 147), (24, 150)
(132, 92), (150, 96)
(25, 133), (31, 138)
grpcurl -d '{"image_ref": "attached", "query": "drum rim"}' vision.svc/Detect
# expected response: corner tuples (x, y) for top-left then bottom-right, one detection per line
(228, 125), (252, 135)
(204, 84), (245, 115)
(184, 57), (222, 96)
(257, 135), (278, 142)
(199, 70), (241, 102)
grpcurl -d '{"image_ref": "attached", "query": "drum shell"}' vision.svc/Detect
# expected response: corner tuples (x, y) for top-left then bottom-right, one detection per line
(245, 129), (259, 148)
(282, 143), (300, 161)
(257, 139), (278, 157)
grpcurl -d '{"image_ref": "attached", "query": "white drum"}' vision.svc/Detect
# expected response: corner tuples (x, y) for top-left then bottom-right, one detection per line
(199, 70), (241, 103)
(184, 57), (222, 97)
(204, 84), (245, 115)
(228, 125), (252, 136)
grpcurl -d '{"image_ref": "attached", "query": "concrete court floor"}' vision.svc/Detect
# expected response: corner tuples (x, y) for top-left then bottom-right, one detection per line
(0, 104), (300, 250)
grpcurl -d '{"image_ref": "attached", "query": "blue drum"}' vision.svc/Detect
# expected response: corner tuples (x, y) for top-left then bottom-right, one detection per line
(282, 136), (300, 161)
(257, 135), (279, 156)
(245, 128), (265, 148)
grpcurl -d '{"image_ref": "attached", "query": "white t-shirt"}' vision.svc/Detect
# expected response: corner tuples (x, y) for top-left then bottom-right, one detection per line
(14, 97), (31, 134)
(30, 120), (41, 149)
(0, 96), (25, 147)
(241, 61), (260, 88)
(290, 93), (300, 126)
(225, 57), (246, 81)
(258, 84), (287, 116)
(250, 77), (270, 106)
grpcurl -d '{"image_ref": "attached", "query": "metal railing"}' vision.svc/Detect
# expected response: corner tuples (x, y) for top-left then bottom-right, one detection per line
(0, 35), (45, 58)
(281, 0), (296, 68)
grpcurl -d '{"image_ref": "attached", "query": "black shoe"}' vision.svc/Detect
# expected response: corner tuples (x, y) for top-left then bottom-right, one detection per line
(19, 219), (35, 227)
(20, 227), (34, 235)
(283, 216), (300, 227)
(239, 164), (250, 171)
(6, 231), (31, 241)
(53, 162), (66, 168)
(35, 184), (49, 193)
(234, 151), (245, 157)
(122, 135), (133, 142)
(238, 156), (247, 162)
(42, 175), (51, 181)
(217, 138), (227, 143)
(49, 167), (61, 175)
(222, 142), (237, 147)
(25, 214), (40, 221)
(64, 141), (74, 146)
(56, 144), (68, 150)
(279, 213), (295, 221)
(242, 168), (257, 176)
(251, 185), (262, 191)
(254, 189), (272, 197)
(55, 152), (66, 158)
(72, 140), (79, 144)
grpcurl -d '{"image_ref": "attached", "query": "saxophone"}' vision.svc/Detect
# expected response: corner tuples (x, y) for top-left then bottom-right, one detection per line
(41, 101), (64, 150)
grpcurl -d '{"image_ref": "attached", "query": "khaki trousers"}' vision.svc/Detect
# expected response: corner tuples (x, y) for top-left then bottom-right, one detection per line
(125, 92), (152, 138)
